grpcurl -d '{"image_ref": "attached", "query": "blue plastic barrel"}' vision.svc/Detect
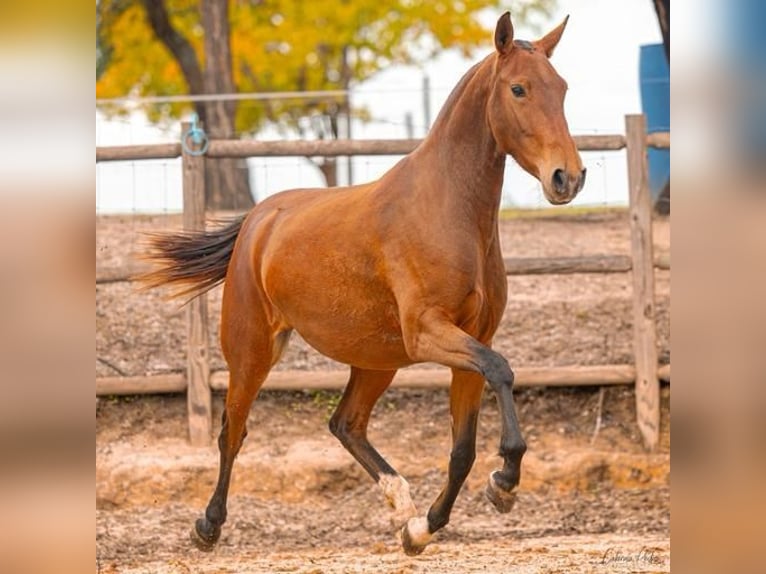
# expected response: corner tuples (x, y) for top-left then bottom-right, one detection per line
(728, 0), (766, 161)
(639, 43), (669, 205)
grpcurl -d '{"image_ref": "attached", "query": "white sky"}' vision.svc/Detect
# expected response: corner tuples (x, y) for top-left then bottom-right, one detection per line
(96, 0), (663, 213)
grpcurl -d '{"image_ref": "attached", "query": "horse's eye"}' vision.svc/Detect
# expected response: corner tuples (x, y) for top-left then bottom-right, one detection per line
(511, 84), (526, 98)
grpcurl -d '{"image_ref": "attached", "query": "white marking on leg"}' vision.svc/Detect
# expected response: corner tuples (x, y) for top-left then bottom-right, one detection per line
(378, 474), (417, 525)
(405, 516), (432, 547)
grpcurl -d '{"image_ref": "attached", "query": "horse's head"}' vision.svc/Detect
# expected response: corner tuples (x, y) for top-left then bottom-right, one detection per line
(487, 12), (586, 205)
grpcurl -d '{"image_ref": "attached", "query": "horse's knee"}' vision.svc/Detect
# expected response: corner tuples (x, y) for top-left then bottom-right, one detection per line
(470, 343), (514, 390)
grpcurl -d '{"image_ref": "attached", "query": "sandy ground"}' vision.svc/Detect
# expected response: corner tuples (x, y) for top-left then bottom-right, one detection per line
(97, 386), (670, 573)
(96, 209), (670, 573)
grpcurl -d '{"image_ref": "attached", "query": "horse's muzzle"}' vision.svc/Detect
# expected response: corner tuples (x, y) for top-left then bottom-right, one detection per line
(549, 168), (588, 203)
(552, 167), (587, 198)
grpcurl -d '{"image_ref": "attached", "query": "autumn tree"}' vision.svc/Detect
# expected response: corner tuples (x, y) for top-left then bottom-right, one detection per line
(98, 0), (249, 209)
(97, 0), (555, 204)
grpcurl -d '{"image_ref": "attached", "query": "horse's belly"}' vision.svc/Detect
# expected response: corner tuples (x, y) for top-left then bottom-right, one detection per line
(287, 297), (412, 370)
(269, 272), (411, 369)
(297, 321), (412, 371)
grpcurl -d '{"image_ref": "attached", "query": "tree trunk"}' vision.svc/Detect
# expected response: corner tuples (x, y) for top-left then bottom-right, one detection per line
(651, 0), (669, 215)
(200, 0), (254, 211)
(652, 0), (670, 60)
(307, 108), (342, 187)
(144, 0), (254, 210)
(142, 0), (204, 94)
(316, 159), (338, 187)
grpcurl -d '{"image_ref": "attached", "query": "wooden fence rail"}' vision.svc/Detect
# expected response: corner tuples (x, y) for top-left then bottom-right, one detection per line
(97, 362), (671, 395)
(96, 134), (629, 163)
(96, 118), (669, 449)
(97, 364), (672, 396)
(95, 253), (670, 285)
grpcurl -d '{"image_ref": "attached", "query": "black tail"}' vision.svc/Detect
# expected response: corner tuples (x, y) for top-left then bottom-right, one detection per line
(138, 215), (246, 299)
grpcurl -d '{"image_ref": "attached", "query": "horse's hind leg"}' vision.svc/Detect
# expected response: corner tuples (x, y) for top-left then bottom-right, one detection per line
(329, 367), (417, 528)
(190, 312), (288, 551)
(191, 363), (270, 550)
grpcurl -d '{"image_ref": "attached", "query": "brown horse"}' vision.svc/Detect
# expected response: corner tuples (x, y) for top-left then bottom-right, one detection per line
(143, 12), (585, 555)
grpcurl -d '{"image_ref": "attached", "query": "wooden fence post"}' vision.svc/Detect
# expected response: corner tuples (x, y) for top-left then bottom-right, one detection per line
(625, 114), (660, 450)
(182, 121), (212, 446)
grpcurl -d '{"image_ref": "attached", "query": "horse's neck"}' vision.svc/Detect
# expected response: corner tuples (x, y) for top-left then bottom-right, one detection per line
(414, 56), (506, 236)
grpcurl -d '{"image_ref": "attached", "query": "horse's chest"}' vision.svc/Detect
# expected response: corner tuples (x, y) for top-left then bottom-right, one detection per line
(459, 256), (507, 337)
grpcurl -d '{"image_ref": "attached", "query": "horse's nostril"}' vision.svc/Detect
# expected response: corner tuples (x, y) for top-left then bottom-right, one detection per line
(578, 168), (587, 191)
(552, 169), (567, 193)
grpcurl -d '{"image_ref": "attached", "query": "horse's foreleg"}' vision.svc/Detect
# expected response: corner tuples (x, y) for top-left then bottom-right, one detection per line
(484, 364), (526, 514)
(401, 315), (526, 552)
(401, 369), (484, 556)
(329, 367), (416, 528)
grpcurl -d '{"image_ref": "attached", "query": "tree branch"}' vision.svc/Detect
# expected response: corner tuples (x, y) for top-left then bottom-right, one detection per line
(201, 0), (236, 137)
(141, 0), (205, 95)
(240, 61), (279, 124)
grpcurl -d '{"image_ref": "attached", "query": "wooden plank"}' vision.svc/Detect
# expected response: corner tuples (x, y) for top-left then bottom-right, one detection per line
(655, 252), (670, 270)
(504, 255), (631, 275)
(182, 122), (212, 446)
(204, 135), (625, 157)
(646, 131), (670, 149)
(94, 134), (624, 163)
(96, 143), (182, 162)
(95, 263), (151, 284)
(626, 114), (660, 450)
(506, 253), (670, 275)
(96, 254), (670, 285)
(186, 298), (211, 445)
(96, 374), (186, 395)
(573, 134), (626, 151)
(209, 364), (638, 392)
(97, 363), (671, 395)
(206, 138), (422, 158)
(514, 365), (636, 386)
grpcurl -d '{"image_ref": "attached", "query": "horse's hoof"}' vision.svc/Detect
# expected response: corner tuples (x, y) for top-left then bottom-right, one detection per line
(400, 516), (430, 556)
(485, 472), (518, 514)
(190, 518), (220, 552)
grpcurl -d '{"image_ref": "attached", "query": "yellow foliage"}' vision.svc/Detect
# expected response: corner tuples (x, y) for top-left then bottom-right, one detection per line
(97, 0), (555, 132)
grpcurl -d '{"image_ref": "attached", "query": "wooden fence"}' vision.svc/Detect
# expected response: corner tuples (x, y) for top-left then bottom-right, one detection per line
(96, 115), (670, 449)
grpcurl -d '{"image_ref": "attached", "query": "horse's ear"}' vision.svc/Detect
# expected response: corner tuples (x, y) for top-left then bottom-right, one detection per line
(536, 15), (569, 58)
(494, 12), (514, 56)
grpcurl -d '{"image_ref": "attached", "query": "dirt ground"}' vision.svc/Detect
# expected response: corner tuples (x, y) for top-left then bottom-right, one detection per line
(96, 209), (670, 573)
